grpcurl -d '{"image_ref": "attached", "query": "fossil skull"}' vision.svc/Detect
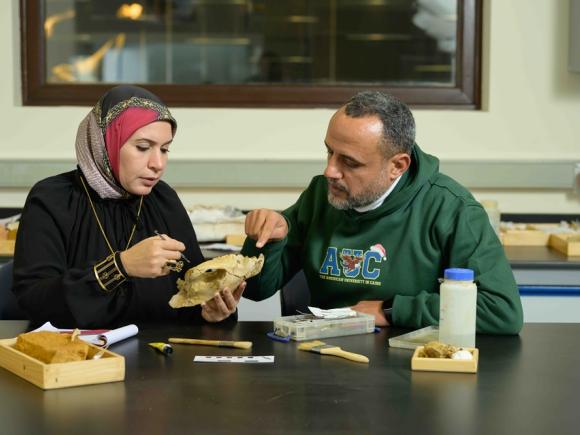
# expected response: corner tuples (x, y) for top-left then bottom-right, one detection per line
(169, 254), (264, 308)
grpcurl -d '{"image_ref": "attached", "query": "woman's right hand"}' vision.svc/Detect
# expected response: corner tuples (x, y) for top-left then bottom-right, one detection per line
(119, 235), (185, 278)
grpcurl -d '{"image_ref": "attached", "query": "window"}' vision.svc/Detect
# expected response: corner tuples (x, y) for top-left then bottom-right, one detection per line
(21, 0), (482, 108)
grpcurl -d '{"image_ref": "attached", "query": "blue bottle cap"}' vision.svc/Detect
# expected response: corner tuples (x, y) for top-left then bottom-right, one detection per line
(444, 268), (474, 281)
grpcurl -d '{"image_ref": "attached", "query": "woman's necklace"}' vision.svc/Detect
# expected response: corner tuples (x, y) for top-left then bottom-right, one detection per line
(80, 175), (143, 255)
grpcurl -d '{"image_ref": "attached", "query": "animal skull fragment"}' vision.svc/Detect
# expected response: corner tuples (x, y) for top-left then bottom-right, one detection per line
(169, 254), (264, 308)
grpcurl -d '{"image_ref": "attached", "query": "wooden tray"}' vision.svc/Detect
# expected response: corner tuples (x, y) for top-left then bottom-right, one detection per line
(225, 234), (246, 246)
(0, 338), (125, 389)
(411, 347), (478, 373)
(549, 233), (580, 256)
(500, 230), (549, 246)
(0, 240), (15, 256)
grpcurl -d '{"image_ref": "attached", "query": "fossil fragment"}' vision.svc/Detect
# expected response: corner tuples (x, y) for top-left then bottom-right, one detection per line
(420, 341), (458, 358)
(169, 254), (264, 308)
(14, 331), (90, 364)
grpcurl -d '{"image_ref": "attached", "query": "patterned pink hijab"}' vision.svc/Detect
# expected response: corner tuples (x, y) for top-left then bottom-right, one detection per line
(75, 85), (176, 199)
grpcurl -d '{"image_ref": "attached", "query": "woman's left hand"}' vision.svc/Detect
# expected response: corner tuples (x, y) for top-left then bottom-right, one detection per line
(201, 281), (247, 322)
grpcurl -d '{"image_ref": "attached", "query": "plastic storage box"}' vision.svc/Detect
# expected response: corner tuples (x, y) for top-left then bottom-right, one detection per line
(273, 313), (375, 341)
(388, 326), (439, 350)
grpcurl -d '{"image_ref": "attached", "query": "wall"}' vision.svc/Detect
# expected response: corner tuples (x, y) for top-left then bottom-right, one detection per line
(1, 0), (580, 214)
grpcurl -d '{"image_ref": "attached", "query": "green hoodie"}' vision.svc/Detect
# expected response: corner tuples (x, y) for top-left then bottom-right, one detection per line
(242, 145), (523, 334)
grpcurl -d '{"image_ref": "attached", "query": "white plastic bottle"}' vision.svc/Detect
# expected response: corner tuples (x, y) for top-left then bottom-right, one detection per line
(438, 268), (477, 347)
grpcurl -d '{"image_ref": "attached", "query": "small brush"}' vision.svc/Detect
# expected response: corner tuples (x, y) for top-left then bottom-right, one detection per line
(169, 338), (253, 349)
(154, 230), (191, 263)
(297, 340), (369, 364)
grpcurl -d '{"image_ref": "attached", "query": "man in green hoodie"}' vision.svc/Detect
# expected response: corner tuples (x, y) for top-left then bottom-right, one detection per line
(241, 91), (523, 334)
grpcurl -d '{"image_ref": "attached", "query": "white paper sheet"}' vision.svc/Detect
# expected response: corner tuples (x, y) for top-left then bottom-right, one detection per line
(308, 306), (358, 319)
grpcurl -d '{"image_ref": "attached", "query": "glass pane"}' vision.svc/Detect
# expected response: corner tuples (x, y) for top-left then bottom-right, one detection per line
(44, 0), (457, 86)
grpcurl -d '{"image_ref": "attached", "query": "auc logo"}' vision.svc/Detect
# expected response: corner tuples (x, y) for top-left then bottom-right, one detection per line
(319, 244), (387, 280)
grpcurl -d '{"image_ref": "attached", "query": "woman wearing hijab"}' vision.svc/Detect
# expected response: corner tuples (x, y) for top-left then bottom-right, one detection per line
(12, 85), (243, 328)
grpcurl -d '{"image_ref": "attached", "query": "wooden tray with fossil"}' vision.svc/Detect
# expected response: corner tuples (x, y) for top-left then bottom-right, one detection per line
(549, 233), (580, 256)
(500, 221), (580, 249)
(411, 341), (478, 374)
(0, 221), (18, 256)
(0, 330), (124, 390)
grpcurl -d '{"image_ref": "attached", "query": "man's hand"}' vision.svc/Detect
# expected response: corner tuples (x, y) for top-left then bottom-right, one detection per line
(244, 209), (289, 248)
(201, 281), (247, 323)
(120, 235), (185, 278)
(351, 300), (390, 326)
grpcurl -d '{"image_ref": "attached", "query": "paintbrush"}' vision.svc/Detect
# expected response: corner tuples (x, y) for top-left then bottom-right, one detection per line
(168, 338), (252, 349)
(297, 340), (369, 364)
(154, 230), (191, 263)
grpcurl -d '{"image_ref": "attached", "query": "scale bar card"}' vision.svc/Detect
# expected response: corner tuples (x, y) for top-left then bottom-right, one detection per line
(194, 356), (274, 364)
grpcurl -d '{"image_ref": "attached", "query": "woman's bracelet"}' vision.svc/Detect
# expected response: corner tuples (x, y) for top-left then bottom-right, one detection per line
(94, 252), (127, 292)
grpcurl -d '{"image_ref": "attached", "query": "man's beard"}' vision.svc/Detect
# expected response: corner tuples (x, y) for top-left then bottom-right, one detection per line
(327, 171), (390, 210)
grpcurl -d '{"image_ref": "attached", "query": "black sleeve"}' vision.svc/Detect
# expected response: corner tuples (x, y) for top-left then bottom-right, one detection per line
(12, 177), (117, 328)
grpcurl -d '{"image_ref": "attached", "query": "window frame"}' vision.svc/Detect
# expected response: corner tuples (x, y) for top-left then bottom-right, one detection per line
(20, 0), (482, 108)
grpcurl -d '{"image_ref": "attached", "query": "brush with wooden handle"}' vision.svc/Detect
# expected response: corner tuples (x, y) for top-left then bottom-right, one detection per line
(168, 338), (252, 349)
(298, 340), (369, 364)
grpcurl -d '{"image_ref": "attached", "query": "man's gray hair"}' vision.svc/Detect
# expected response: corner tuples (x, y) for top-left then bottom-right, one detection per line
(344, 91), (416, 157)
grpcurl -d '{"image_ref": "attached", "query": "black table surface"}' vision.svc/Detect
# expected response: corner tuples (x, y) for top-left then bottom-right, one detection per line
(0, 321), (578, 435)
